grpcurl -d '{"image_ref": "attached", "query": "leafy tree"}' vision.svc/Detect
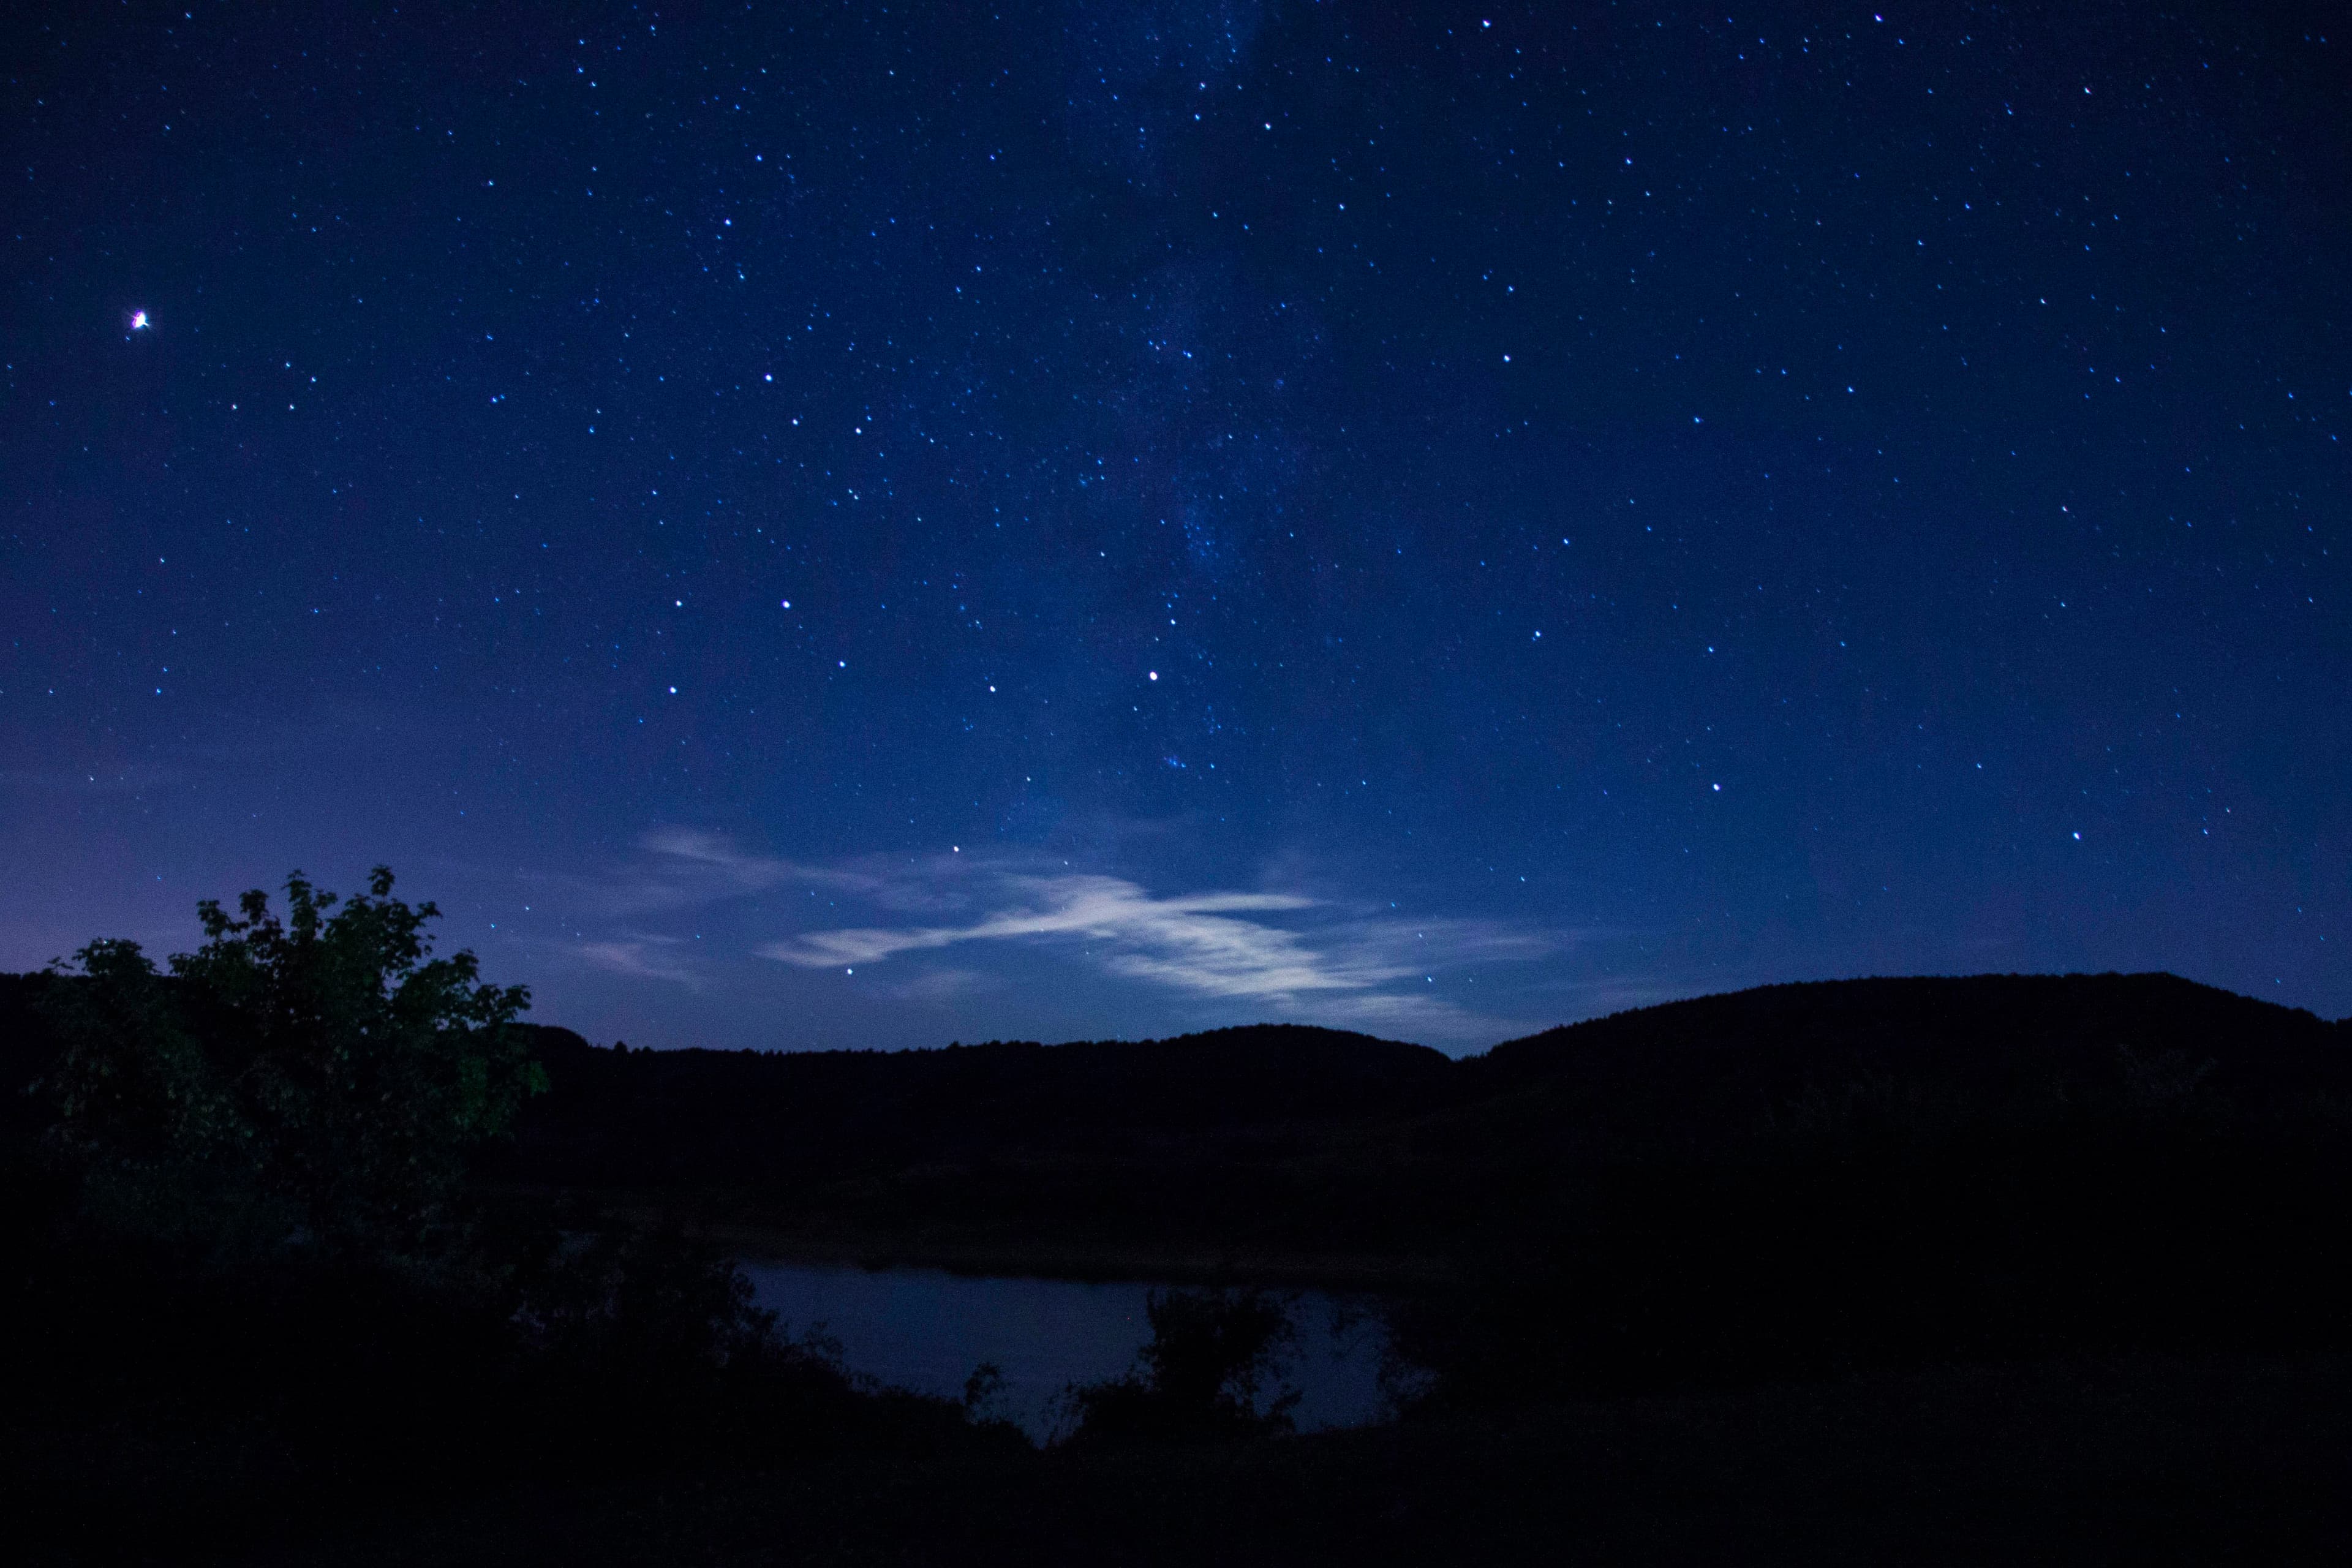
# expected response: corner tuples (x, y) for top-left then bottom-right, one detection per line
(1062, 1287), (1300, 1444)
(43, 867), (544, 1258)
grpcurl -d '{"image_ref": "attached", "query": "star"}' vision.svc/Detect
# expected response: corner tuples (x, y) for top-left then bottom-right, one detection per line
(127, 309), (149, 331)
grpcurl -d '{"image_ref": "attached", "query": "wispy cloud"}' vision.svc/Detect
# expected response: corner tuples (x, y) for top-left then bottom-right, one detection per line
(746, 856), (1568, 1038)
(763, 875), (1332, 994)
(1309, 987), (1545, 1042)
(885, 967), (1005, 1004)
(541, 827), (884, 919)
(637, 826), (886, 895)
(542, 830), (1600, 1044)
(576, 937), (703, 989)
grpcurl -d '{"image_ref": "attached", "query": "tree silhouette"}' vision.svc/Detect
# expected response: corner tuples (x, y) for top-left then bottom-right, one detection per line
(1063, 1288), (1300, 1444)
(45, 867), (543, 1258)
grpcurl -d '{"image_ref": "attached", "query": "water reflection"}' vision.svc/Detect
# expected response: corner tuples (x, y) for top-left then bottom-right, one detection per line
(741, 1261), (1398, 1440)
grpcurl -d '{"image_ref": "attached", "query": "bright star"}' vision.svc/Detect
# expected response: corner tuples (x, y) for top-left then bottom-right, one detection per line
(128, 310), (149, 331)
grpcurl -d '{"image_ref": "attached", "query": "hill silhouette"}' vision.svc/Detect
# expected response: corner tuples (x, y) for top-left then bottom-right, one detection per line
(9, 964), (2351, 1558)
(453, 971), (2352, 1286)
(12, 965), (2350, 1342)
(505, 1021), (1453, 1186)
(15, 967), (2346, 1187)
(1478, 970), (2350, 1102)
(15, 968), (2346, 1279)
(1438, 970), (2352, 1163)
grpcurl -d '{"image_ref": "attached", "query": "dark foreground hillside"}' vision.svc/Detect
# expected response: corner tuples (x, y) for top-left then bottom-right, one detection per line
(297, 1352), (2352, 1567)
(8, 965), (2350, 1562)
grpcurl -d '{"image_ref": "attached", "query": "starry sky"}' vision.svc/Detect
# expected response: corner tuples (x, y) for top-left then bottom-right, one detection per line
(4, 1), (2346, 1052)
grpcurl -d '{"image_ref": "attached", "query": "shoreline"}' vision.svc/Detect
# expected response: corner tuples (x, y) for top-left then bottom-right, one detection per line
(717, 1231), (1456, 1292)
(508, 1189), (1455, 1290)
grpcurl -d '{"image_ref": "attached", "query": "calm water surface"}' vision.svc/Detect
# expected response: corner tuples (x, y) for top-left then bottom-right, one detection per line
(742, 1261), (1400, 1440)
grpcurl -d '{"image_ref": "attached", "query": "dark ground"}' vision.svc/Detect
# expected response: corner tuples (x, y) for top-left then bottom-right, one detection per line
(9, 969), (2349, 1564)
(295, 1354), (2351, 1567)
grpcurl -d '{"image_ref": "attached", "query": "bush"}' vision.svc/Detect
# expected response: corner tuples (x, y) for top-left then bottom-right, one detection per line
(39, 868), (543, 1263)
(1061, 1288), (1300, 1445)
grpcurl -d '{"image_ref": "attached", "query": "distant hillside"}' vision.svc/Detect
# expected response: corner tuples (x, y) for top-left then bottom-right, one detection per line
(1482, 971), (2347, 1092)
(1445, 971), (2352, 1155)
(465, 971), (2352, 1277)
(12, 966), (2351, 1382)
(502, 1021), (1455, 1190)
(502, 971), (2350, 1175)
(10, 967), (2348, 1282)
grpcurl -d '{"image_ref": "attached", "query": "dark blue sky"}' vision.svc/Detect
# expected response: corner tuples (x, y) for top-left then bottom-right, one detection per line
(5, 1), (2345, 1052)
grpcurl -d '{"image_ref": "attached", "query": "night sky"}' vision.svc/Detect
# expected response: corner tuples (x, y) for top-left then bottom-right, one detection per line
(5, 2), (2345, 1052)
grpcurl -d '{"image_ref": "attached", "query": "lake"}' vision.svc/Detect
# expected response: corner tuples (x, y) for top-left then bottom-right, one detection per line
(741, 1261), (1404, 1441)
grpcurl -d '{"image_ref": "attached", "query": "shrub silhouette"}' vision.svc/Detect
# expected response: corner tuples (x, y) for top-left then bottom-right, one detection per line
(40, 867), (543, 1261)
(9, 872), (1005, 1561)
(1063, 1287), (1301, 1444)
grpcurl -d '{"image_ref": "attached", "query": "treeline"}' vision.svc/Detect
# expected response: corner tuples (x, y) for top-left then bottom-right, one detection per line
(495, 973), (2352, 1193)
(475, 971), (2352, 1404)
(7, 873), (2351, 1558)
(0, 876), (1011, 1564)
(483, 975), (2352, 1311)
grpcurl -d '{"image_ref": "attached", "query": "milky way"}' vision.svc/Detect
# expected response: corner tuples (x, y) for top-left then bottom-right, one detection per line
(2, 3), (2344, 1050)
